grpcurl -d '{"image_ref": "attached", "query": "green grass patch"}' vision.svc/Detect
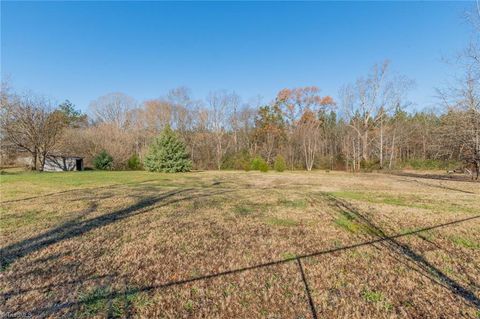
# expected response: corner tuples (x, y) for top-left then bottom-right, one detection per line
(362, 289), (384, 303)
(0, 170), (197, 202)
(362, 289), (393, 311)
(277, 198), (307, 208)
(450, 236), (480, 250)
(233, 204), (254, 216)
(0, 210), (50, 229)
(334, 212), (362, 234)
(77, 286), (150, 318)
(333, 211), (381, 236)
(184, 300), (194, 312)
(280, 252), (297, 260)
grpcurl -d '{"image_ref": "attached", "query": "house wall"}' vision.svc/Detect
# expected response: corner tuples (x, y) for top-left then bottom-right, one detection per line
(44, 157), (78, 171)
(14, 155), (83, 171)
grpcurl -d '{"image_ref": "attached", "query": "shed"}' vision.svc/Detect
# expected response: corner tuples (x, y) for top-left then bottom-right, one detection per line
(43, 155), (84, 172)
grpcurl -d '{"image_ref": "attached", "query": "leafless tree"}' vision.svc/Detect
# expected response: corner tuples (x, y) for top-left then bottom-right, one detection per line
(341, 61), (413, 166)
(0, 93), (66, 170)
(89, 92), (136, 129)
(207, 90), (237, 169)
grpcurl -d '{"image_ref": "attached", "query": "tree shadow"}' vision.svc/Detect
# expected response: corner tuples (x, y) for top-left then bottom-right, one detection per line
(0, 179), (160, 204)
(0, 187), (232, 270)
(394, 176), (476, 194)
(320, 192), (480, 309)
(392, 172), (478, 184)
(8, 213), (479, 318)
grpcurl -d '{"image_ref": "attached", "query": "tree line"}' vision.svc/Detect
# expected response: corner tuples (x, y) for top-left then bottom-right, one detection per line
(1, 12), (478, 177)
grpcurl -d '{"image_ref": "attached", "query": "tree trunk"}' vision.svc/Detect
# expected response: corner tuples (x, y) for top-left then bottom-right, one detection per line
(31, 149), (38, 171)
(379, 117), (383, 169)
(389, 131), (396, 169)
(362, 130), (369, 161)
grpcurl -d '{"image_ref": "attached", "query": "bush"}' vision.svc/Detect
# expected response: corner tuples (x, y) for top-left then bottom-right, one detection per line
(259, 160), (269, 172)
(273, 155), (286, 172)
(221, 151), (251, 170)
(250, 156), (264, 170)
(93, 150), (113, 170)
(249, 156), (268, 172)
(127, 154), (142, 170)
(360, 159), (381, 172)
(250, 156), (269, 172)
(143, 126), (192, 173)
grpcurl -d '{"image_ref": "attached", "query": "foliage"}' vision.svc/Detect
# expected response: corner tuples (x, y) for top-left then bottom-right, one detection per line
(221, 151), (251, 170)
(259, 160), (269, 172)
(57, 100), (86, 128)
(250, 156), (268, 172)
(360, 159), (381, 172)
(143, 125), (192, 173)
(127, 154), (142, 170)
(93, 150), (113, 170)
(273, 155), (286, 172)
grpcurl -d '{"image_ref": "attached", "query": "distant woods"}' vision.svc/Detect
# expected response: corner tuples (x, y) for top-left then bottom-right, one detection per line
(1, 13), (479, 175)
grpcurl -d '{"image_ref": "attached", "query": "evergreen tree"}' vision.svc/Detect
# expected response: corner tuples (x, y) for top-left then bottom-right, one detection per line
(144, 126), (192, 173)
(93, 150), (113, 170)
(127, 154), (142, 170)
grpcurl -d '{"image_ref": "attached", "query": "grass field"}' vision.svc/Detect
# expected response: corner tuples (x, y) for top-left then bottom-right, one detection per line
(1, 170), (479, 318)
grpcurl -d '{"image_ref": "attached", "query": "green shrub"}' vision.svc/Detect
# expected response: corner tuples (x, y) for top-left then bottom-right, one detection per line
(93, 150), (113, 170)
(127, 154), (142, 170)
(273, 155), (286, 172)
(221, 151), (251, 170)
(360, 159), (381, 172)
(250, 156), (263, 170)
(250, 156), (268, 172)
(144, 125), (192, 173)
(259, 160), (269, 172)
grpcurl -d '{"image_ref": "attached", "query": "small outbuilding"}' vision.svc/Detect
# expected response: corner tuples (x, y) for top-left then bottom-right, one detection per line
(43, 155), (84, 172)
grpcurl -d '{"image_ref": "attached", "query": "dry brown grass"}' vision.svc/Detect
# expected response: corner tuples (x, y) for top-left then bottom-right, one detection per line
(1, 170), (479, 318)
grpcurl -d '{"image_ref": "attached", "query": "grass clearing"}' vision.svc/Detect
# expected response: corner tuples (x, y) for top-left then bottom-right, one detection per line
(1, 170), (479, 318)
(450, 235), (480, 250)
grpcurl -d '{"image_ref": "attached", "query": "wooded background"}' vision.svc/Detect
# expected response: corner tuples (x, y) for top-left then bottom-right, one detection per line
(1, 11), (478, 174)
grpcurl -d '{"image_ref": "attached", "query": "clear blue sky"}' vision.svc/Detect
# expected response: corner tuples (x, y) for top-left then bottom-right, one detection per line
(1, 1), (475, 112)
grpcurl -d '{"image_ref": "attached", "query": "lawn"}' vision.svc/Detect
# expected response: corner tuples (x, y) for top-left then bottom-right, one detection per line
(1, 170), (479, 318)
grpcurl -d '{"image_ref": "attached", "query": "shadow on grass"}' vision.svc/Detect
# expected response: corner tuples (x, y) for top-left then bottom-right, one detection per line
(0, 187), (231, 271)
(394, 176), (476, 194)
(391, 171), (478, 184)
(321, 192), (480, 309)
(0, 179), (160, 204)
(7, 212), (479, 318)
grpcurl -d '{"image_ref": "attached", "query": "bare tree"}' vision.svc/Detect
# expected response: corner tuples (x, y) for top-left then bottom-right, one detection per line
(206, 90), (237, 169)
(0, 93), (67, 170)
(89, 92), (136, 129)
(341, 61), (413, 166)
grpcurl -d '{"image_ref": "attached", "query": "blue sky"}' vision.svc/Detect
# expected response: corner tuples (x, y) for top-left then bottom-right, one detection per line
(1, 1), (475, 112)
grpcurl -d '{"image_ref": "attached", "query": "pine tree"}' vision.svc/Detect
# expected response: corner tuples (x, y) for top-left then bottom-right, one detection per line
(93, 150), (113, 170)
(144, 126), (192, 173)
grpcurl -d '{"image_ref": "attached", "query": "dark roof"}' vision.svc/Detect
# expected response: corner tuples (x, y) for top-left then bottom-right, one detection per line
(47, 154), (84, 159)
